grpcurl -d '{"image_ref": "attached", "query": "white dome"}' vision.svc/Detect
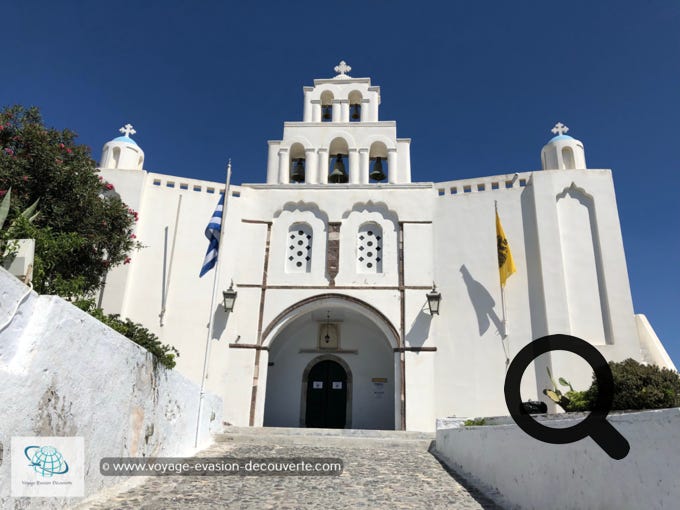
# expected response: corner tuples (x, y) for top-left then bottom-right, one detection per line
(541, 123), (586, 170)
(100, 124), (145, 171)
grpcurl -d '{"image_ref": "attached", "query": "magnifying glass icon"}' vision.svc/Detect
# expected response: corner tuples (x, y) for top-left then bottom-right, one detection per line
(504, 334), (630, 460)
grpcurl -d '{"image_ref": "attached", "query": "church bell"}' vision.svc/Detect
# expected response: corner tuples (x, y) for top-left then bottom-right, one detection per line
(370, 157), (386, 182)
(290, 158), (305, 183)
(351, 104), (360, 120)
(329, 155), (348, 183)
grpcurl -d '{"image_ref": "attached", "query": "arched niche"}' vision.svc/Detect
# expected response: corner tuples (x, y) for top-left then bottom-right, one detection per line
(320, 90), (334, 122)
(348, 90), (363, 122)
(562, 146), (575, 169)
(289, 142), (306, 183)
(556, 183), (611, 345)
(369, 141), (388, 182)
(328, 137), (350, 183)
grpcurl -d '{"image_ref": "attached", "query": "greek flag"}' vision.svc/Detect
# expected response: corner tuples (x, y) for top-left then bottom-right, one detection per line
(199, 193), (224, 277)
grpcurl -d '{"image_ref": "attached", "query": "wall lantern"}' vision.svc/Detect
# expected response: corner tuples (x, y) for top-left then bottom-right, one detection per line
(222, 281), (238, 313)
(427, 284), (441, 315)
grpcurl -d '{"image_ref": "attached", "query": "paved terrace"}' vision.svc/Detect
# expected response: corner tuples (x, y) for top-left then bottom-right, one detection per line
(85, 427), (501, 509)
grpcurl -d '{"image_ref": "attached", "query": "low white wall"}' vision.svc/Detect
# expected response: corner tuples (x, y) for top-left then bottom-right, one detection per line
(436, 409), (680, 509)
(0, 268), (222, 509)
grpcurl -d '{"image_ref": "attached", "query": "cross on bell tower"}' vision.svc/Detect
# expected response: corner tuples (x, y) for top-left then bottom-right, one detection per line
(334, 61), (352, 78)
(119, 123), (137, 138)
(551, 122), (569, 136)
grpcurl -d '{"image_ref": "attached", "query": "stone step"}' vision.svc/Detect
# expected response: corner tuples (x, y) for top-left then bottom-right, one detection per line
(214, 426), (435, 450)
(219, 425), (434, 439)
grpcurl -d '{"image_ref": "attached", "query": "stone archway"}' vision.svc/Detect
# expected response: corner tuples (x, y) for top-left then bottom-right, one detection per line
(260, 295), (399, 430)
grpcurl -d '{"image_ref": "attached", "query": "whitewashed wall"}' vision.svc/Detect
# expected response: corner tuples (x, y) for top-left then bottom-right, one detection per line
(435, 409), (680, 509)
(429, 169), (653, 420)
(0, 268), (222, 509)
(98, 160), (673, 432)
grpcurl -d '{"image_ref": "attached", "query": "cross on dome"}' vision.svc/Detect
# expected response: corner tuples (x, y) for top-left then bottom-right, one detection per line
(334, 60), (352, 77)
(119, 124), (136, 138)
(551, 122), (569, 136)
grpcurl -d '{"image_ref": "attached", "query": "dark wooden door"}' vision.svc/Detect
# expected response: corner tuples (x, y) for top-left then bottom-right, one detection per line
(305, 360), (347, 428)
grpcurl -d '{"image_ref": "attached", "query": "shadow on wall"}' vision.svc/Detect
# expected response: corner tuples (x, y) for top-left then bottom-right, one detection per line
(211, 307), (228, 341)
(405, 303), (432, 348)
(459, 264), (505, 338)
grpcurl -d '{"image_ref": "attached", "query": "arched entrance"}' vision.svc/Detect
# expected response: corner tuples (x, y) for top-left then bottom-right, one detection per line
(261, 294), (399, 430)
(303, 357), (350, 428)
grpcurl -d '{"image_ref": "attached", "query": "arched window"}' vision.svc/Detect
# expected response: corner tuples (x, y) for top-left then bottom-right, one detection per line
(348, 90), (362, 122)
(320, 91), (334, 122)
(112, 147), (121, 169)
(329, 137), (349, 183)
(369, 141), (388, 182)
(357, 223), (383, 273)
(287, 223), (312, 273)
(289, 143), (306, 183)
(562, 147), (575, 169)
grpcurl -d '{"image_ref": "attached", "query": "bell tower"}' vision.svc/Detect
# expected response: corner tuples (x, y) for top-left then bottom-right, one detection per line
(540, 122), (587, 170)
(266, 62), (412, 185)
(100, 124), (145, 171)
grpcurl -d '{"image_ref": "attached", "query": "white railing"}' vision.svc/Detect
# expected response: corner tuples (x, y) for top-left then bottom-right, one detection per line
(434, 171), (534, 197)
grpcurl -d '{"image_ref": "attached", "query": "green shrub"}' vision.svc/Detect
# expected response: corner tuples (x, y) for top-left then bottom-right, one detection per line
(563, 390), (591, 412)
(586, 358), (680, 411)
(544, 359), (680, 412)
(463, 417), (487, 426)
(75, 299), (179, 369)
(1, 106), (140, 298)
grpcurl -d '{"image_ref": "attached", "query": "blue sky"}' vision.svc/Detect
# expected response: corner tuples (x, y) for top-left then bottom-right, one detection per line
(3, 1), (679, 365)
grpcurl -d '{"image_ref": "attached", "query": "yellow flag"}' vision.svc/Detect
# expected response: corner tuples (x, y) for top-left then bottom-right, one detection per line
(496, 211), (516, 287)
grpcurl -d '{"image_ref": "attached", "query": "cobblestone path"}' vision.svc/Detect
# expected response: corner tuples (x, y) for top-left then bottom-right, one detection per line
(87, 427), (502, 510)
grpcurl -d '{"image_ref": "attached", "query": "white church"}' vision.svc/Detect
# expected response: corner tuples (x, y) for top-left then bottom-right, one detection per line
(97, 62), (674, 432)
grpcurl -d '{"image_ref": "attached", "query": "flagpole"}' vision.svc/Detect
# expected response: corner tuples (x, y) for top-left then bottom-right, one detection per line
(194, 160), (232, 449)
(495, 200), (509, 337)
(495, 200), (510, 373)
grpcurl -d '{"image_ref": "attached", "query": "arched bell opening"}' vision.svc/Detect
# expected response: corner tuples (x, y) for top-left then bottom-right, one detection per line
(112, 147), (121, 169)
(369, 141), (388, 182)
(348, 90), (362, 123)
(561, 146), (575, 169)
(329, 137), (349, 183)
(320, 90), (334, 123)
(289, 143), (306, 183)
